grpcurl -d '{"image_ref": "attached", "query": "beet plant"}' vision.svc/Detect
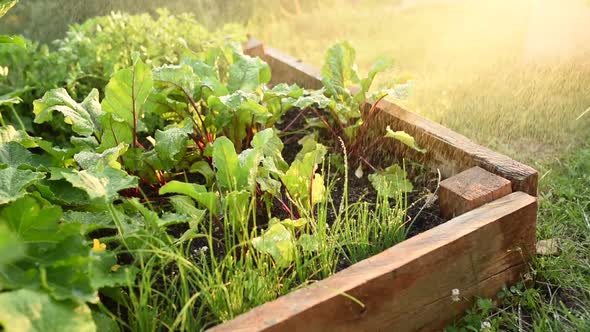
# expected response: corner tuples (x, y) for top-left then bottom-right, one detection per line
(0, 10), (432, 328)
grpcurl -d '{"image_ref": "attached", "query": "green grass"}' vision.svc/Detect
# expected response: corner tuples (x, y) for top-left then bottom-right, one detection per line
(450, 147), (590, 331)
(249, 0), (590, 163)
(248, 0), (590, 329)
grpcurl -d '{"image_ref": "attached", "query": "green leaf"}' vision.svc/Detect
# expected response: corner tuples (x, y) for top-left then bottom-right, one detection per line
(0, 35), (25, 46)
(189, 161), (215, 185)
(251, 128), (287, 172)
(280, 137), (327, 211)
(62, 211), (116, 234)
(251, 223), (295, 268)
(384, 126), (426, 153)
(0, 167), (44, 205)
(360, 56), (394, 95)
(0, 223), (24, 267)
(62, 167), (137, 202)
(322, 41), (360, 89)
(33, 89), (102, 137)
(159, 181), (218, 215)
(0, 142), (36, 168)
(368, 164), (413, 197)
(212, 137), (240, 192)
(228, 53), (271, 92)
(101, 57), (153, 145)
(1, 196), (63, 242)
(154, 126), (190, 170)
(74, 143), (128, 171)
(0, 289), (96, 332)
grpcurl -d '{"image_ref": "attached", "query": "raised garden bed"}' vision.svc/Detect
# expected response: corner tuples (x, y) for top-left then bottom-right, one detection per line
(207, 40), (539, 332)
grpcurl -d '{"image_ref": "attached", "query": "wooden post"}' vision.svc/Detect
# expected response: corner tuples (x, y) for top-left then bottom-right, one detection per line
(439, 166), (512, 219)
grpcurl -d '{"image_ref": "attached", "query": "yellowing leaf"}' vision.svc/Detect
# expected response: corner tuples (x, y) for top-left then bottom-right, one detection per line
(384, 126), (426, 153)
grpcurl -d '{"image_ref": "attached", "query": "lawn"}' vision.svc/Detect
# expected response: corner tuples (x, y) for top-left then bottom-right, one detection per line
(249, 0), (590, 330)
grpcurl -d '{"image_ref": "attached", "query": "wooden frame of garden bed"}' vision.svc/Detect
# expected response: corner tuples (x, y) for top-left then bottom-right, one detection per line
(209, 40), (539, 332)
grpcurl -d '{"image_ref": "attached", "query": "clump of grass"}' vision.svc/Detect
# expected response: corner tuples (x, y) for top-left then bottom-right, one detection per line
(102, 156), (409, 331)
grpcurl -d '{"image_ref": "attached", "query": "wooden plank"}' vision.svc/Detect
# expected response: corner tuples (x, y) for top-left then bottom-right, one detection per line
(439, 166), (513, 219)
(209, 192), (537, 332)
(243, 40), (538, 196)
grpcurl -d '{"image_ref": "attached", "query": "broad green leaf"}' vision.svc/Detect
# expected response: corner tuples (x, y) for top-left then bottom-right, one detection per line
(238, 147), (263, 192)
(99, 113), (133, 149)
(62, 211), (116, 234)
(0, 142), (35, 168)
(154, 126), (190, 170)
(251, 223), (295, 268)
(224, 190), (250, 231)
(0, 289), (96, 332)
(101, 57), (153, 146)
(251, 128), (287, 172)
(228, 53), (271, 92)
(322, 41), (359, 89)
(33, 88), (102, 137)
(1, 196), (63, 242)
(368, 164), (413, 197)
(0, 167), (44, 205)
(89, 251), (137, 289)
(0, 224), (24, 267)
(159, 181), (218, 215)
(0, 0), (17, 18)
(281, 138), (327, 211)
(74, 143), (128, 171)
(212, 137), (240, 191)
(385, 126), (426, 153)
(0, 35), (25, 46)
(62, 167), (137, 202)
(190, 161), (215, 185)
(0, 125), (33, 145)
(153, 64), (199, 98)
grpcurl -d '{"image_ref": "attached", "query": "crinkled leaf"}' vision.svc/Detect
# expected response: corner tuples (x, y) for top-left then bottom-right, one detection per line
(0, 289), (96, 332)
(62, 211), (116, 234)
(228, 53), (271, 92)
(322, 41), (359, 89)
(251, 223), (294, 268)
(1, 196), (63, 242)
(368, 164), (413, 197)
(74, 143), (128, 171)
(384, 126), (426, 153)
(154, 126), (191, 170)
(62, 167), (137, 202)
(251, 128), (287, 172)
(0, 167), (45, 205)
(33, 88), (102, 137)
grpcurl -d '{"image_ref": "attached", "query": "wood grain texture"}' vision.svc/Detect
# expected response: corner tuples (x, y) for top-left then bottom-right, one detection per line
(210, 192), (537, 332)
(439, 166), (513, 219)
(243, 39), (538, 196)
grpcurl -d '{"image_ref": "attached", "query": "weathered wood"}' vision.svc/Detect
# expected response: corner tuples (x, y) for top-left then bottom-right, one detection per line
(243, 39), (539, 196)
(210, 192), (537, 332)
(439, 166), (512, 219)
